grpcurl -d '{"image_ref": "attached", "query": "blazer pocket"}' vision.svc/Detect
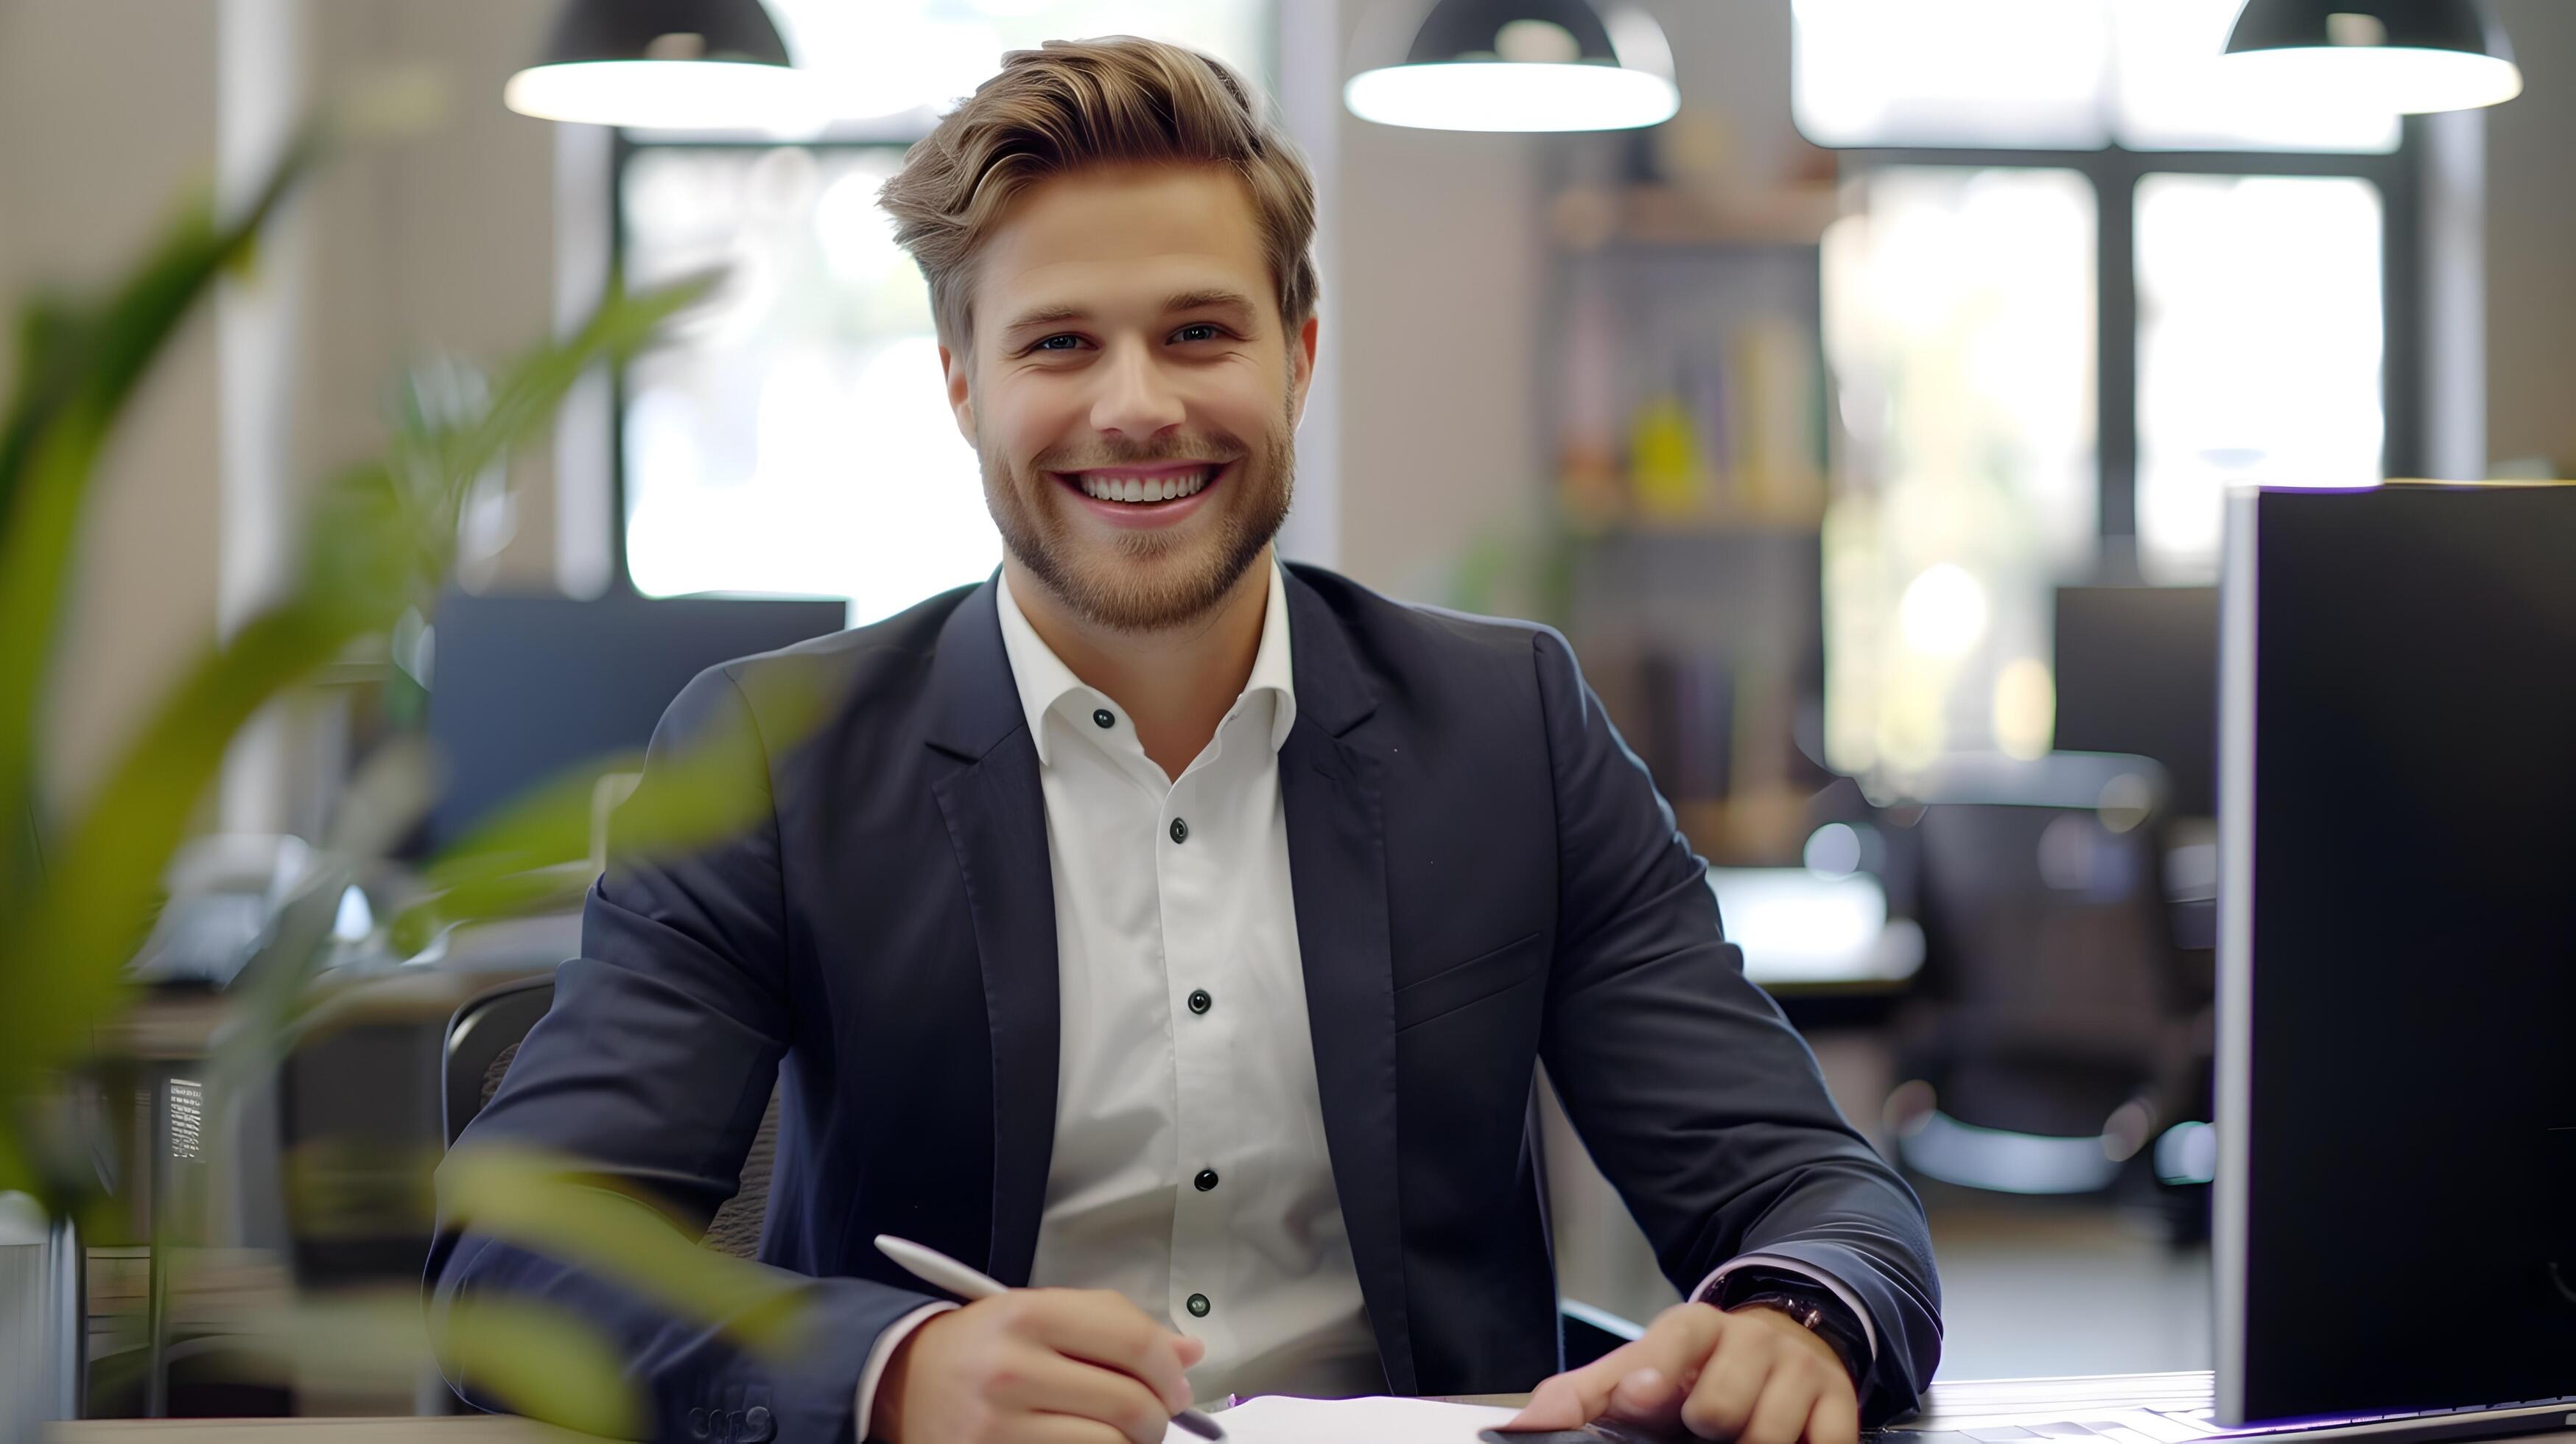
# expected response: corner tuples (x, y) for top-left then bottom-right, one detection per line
(1394, 930), (1546, 1033)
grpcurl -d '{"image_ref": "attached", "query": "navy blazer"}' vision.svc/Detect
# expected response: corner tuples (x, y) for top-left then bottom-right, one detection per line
(427, 564), (1940, 1440)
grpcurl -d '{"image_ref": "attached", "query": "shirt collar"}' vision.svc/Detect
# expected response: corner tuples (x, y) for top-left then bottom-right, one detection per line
(993, 558), (1299, 769)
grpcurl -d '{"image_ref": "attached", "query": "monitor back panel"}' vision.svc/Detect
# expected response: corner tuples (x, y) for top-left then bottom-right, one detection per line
(2217, 484), (2576, 1425)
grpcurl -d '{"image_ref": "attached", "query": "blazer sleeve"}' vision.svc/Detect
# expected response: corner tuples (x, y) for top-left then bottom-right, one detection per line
(1526, 626), (1942, 1424)
(423, 664), (939, 1442)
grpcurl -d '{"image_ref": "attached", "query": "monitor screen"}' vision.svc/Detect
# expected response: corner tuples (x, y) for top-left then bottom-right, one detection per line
(2216, 485), (2576, 1425)
(421, 591), (848, 855)
(2054, 584), (2218, 816)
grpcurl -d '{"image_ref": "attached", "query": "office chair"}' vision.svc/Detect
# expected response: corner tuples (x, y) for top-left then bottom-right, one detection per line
(1887, 753), (2197, 1197)
(442, 975), (1643, 1364)
(443, 974), (779, 1260)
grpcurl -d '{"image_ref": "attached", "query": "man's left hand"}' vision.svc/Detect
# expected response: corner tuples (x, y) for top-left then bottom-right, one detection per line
(1503, 1301), (1861, 1444)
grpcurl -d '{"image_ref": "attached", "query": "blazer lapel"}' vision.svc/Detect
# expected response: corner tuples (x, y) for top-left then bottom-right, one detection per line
(925, 578), (1060, 1286)
(1277, 568), (1417, 1393)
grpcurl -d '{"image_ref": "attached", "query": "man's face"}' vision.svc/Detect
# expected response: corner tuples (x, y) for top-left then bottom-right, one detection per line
(941, 164), (1317, 633)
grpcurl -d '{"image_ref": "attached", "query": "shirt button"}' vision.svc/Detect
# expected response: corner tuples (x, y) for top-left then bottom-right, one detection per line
(1186, 1292), (1212, 1318)
(1092, 708), (1115, 729)
(1169, 817), (1190, 844)
(1187, 989), (1212, 1015)
(1195, 1168), (1220, 1192)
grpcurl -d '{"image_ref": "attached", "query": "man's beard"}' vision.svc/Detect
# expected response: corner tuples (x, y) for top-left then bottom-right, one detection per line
(980, 402), (1295, 634)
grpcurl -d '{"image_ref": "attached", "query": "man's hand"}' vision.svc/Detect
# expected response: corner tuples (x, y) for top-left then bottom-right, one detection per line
(873, 1287), (1206, 1444)
(1505, 1302), (1861, 1444)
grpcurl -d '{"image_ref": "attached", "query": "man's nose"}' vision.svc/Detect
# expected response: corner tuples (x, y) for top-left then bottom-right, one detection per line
(1089, 341), (1185, 438)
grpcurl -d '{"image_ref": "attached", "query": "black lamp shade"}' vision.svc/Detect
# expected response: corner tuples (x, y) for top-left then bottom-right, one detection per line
(535, 0), (790, 69)
(1345, 0), (1678, 131)
(2225, 0), (2512, 65)
(2220, 0), (2521, 112)
(508, 0), (814, 129)
(1406, 0), (1621, 66)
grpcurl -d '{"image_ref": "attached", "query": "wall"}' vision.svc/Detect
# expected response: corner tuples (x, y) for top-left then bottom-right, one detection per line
(0, 0), (565, 817)
(301, 0), (564, 580)
(0, 0), (227, 811)
(1325, 80), (1546, 600)
(2486, 0), (2576, 474)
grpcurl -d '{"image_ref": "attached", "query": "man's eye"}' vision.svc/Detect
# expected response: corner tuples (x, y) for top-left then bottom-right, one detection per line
(1033, 334), (1084, 351)
(1173, 323), (1224, 343)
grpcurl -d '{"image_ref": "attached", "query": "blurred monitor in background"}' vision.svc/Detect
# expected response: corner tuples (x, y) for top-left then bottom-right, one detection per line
(2054, 584), (2219, 817)
(420, 591), (848, 855)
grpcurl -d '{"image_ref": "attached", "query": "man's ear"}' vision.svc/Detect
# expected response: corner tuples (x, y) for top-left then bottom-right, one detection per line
(940, 341), (975, 443)
(1287, 313), (1320, 429)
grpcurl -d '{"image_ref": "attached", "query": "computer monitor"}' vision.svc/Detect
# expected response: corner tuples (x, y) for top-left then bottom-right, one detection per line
(2054, 584), (2218, 816)
(421, 590), (848, 854)
(2216, 484), (2576, 1427)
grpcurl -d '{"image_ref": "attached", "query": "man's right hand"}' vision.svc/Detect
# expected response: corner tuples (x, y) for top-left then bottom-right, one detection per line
(872, 1288), (1207, 1444)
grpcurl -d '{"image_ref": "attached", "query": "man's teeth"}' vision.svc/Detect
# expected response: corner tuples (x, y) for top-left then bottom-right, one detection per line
(1076, 467), (1215, 503)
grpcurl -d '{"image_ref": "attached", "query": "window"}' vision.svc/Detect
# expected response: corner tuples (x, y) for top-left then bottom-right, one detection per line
(1820, 167), (2099, 774)
(1800, 0), (2418, 774)
(616, 2), (1274, 625)
(1793, 0), (2401, 154)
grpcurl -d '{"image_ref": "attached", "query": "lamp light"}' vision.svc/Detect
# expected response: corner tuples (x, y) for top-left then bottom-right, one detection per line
(1344, 0), (1680, 133)
(2221, 0), (2521, 114)
(504, 0), (812, 130)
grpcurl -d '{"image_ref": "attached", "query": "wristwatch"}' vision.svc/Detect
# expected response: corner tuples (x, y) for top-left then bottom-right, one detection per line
(1710, 1267), (1872, 1389)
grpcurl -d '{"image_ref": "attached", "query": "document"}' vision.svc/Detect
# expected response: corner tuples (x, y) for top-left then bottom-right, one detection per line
(1170, 1395), (1523, 1443)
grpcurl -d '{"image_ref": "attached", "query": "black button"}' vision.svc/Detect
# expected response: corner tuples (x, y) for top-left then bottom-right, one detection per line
(741, 1405), (774, 1443)
(1195, 1168), (1220, 1191)
(1186, 1292), (1212, 1317)
(1092, 707), (1115, 729)
(688, 1409), (708, 1440)
(1187, 989), (1212, 1014)
(1169, 817), (1189, 844)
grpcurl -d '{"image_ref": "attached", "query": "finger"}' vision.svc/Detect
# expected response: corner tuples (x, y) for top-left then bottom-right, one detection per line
(1602, 1367), (1686, 1427)
(1679, 1322), (1773, 1440)
(1741, 1369), (1824, 1444)
(1505, 1372), (1598, 1431)
(1807, 1381), (1863, 1444)
(1508, 1307), (1723, 1430)
(1019, 1290), (1196, 1412)
(1016, 1417), (1134, 1444)
(986, 1350), (1180, 1444)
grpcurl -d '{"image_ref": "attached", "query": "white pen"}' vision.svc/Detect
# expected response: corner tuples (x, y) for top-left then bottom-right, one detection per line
(874, 1233), (1226, 1441)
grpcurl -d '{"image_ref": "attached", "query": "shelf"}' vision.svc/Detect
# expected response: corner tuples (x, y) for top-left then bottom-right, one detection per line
(1551, 183), (1840, 251)
(1565, 516), (1824, 542)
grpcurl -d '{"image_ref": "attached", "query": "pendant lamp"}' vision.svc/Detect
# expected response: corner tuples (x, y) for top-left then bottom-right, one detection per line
(505, 0), (812, 130)
(1345, 0), (1680, 133)
(2222, 0), (2521, 113)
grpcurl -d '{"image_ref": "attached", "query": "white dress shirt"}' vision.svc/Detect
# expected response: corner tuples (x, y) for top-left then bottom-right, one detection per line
(855, 561), (1378, 1438)
(853, 561), (1878, 1437)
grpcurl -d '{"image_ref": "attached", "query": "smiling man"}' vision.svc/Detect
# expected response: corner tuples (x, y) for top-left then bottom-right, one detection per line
(429, 36), (1940, 1444)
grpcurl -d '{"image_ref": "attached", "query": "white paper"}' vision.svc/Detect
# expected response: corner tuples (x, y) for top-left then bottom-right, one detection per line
(1169, 1395), (1523, 1443)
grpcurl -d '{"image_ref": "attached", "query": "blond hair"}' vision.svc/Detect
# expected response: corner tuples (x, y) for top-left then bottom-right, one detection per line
(878, 36), (1319, 351)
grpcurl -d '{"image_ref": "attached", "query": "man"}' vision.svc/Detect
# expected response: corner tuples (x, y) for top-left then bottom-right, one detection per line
(428, 36), (1940, 1444)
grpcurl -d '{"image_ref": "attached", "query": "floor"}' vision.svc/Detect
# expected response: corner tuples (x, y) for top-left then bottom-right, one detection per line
(1922, 1190), (2213, 1379)
(1545, 1077), (2215, 1383)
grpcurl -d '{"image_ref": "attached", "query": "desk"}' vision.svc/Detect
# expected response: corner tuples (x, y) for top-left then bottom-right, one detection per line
(40, 1374), (2574, 1443)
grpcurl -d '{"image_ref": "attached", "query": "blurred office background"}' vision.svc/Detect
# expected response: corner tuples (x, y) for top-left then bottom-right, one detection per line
(4, 0), (2571, 1421)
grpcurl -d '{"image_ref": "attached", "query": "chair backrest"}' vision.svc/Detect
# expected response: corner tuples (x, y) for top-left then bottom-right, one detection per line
(442, 974), (558, 1149)
(441, 972), (780, 1258)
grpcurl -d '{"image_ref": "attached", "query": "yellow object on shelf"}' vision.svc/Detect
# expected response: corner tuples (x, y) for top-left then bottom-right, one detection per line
(1627, 390), (1710, 523)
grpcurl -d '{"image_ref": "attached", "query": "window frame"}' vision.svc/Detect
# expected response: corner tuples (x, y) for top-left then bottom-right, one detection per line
(1834, 127), (2426, 558)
